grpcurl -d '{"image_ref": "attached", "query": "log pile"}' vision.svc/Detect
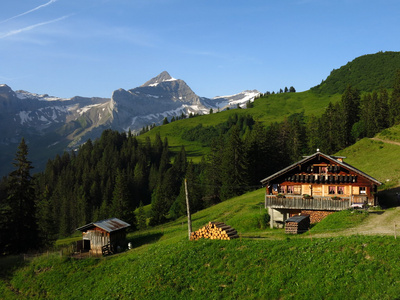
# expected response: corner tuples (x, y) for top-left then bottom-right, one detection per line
(285, 215), (310, 234)
(190, 222), (239, 241)
(301, 210), (334, 224)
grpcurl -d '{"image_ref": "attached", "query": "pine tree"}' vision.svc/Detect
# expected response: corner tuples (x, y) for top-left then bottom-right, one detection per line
(36, 185), (58, 247)
(220, 126), (248, 200)
(111, 170), (135, 226)
(136, 201), (147, 230)
(305, 115), (320, 154)
(6, 138), (38, 252)
(389, 70), (400, 125)
(169, 183), (187, 220)
(319, 102), (343, 153)
(341, 85), (360, 147)
(204, 135), (224, 204)
(246, 122), (269, 185)
(377, 89), (389, 131)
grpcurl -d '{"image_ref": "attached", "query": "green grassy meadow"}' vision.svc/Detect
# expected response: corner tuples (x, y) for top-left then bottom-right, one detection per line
(336, 138), (400, 189)
(376, 124), (400, 143)
(138, 91), (342, 161)
(4, 235), (400, 299)
(2, 186), (400, 299)
(4, 110), (400, 298)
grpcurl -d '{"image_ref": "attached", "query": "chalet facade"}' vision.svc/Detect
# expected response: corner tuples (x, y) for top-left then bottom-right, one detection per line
(261, 151), (382, 228)
(76, 218), (130, 256)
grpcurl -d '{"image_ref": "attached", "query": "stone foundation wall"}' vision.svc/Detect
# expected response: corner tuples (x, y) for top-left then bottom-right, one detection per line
(301, 210), (334, 224)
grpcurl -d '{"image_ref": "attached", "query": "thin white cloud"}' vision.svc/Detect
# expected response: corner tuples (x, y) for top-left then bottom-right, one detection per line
(0, 0), (58, 24)
(0, 15), (70, 39)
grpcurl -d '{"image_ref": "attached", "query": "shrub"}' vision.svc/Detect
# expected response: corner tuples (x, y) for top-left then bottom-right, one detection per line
(257, 212), (270, 229)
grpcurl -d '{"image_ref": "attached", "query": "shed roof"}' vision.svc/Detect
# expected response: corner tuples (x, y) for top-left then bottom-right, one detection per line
(260, 151), (382, 186)
(76, 218), (130, 233)
(285, 215), (310, 223)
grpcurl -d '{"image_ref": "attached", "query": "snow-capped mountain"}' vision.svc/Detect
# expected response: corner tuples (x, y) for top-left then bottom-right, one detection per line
(0, 72), (260, 175)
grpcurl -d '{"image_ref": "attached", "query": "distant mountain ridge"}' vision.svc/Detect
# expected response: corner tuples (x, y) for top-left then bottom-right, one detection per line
(0, 72), (259, 175)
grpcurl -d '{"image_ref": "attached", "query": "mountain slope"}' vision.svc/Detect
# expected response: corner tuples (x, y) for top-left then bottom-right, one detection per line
(0, 73), (259, 176)
(312, 51), (400, 94)
(138, 90), (342, 162)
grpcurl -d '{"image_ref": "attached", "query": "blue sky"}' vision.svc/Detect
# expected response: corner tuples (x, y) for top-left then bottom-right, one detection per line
(0, 0), (399, 99)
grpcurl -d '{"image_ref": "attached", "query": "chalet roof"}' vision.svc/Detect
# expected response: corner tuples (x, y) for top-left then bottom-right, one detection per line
(260, 151), (382, 186)
(76, 218), (130, 233)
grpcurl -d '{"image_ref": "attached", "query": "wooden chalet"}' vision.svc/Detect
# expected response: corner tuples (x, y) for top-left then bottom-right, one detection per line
(261, 151), (382, 228)
(76, 218), (130, 256)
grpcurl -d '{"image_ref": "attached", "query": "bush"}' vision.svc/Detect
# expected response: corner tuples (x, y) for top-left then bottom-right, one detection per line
(257, 211), (270, 229)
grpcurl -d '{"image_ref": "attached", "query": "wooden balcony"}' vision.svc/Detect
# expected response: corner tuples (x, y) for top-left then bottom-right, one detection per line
(265, 195), (354, 211)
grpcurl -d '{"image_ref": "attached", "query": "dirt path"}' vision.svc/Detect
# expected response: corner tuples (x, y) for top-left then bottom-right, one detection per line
(344, 208), (400, 235)
(312, 207), (400, 238)
(370, 137), (400, 146)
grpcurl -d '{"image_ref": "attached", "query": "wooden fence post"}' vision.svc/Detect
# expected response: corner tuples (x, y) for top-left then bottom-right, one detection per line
(185, 178), (192, 240)
(394, 223), (397, 240)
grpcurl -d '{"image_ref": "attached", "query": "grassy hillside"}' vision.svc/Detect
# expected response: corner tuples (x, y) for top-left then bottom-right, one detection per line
(375, 124), (400, 143)
(336, 138), (400, 189)
(3, 128), (400, 298)
(3, 236), (400, 299)
(312, 51), (400, 94)
(1, 187), (400, 299)
(140, 90), (341, 161)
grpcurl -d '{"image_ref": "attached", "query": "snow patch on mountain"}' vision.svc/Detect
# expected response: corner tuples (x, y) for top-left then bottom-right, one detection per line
(77, 103), (103, 115)
(148, 77), (177, 87)
(19, 111), (32, 124)
(204, 90), (260, 109)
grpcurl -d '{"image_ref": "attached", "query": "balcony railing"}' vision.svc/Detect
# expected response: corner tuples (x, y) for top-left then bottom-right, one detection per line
(265, 195), (354, 211)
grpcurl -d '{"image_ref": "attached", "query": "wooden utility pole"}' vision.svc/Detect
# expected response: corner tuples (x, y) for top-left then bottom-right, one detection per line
(185, 178), (192, 240)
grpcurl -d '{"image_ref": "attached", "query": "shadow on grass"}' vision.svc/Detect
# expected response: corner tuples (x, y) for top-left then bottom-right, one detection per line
(377, 187), (400, 208)
(368, 211), (385, 215)
(127, 233), (164, 249)
(0, 255), (27, 279)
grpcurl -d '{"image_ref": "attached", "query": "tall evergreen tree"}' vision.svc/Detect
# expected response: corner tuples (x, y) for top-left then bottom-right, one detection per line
(319, 102), (343, 153)
(389, 70), (400, 126)
(6, 138), (38, 253)
(220, 126), (248, 200)
(305, 115), (320, 153)
(377, 89), (389, 131)
(204, 135), (224, 204)
(246, 122), (270, 185)
(341, 85), (360, 147)
(35, 185), (58, 247)
(136, 201), (147, 230)
(111, 170), (135, 227)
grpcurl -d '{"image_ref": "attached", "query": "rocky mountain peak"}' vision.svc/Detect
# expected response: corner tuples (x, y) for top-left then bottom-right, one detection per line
(0, 84), (18, 103)
(141, 71), (176, 87)
(0, 84), (14, 94)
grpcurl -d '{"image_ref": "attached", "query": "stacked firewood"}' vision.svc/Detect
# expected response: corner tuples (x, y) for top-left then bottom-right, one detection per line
(285, 216), (310, 234)
(285, 222), (307, 234)
(190, 222), (239, 241)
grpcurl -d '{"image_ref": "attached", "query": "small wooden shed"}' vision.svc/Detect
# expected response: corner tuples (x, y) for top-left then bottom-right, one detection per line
(76, 218), (130, 256)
